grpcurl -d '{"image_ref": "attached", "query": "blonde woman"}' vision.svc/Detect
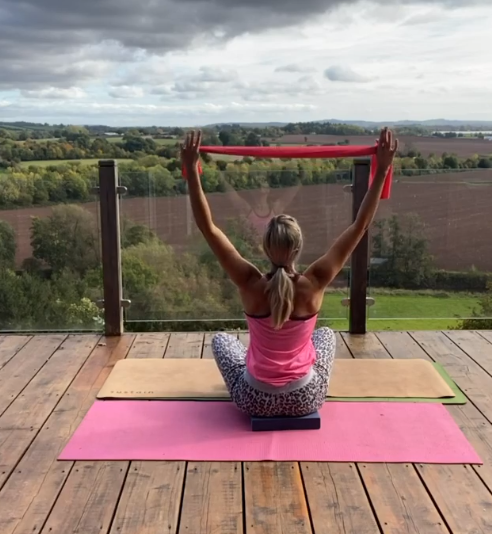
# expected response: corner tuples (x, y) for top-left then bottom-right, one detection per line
(181, 128), (398, 417)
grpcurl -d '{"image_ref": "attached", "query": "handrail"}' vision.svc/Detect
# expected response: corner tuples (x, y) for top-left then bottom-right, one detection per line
(349, 159), (371, 334)
(98, 160), (124, 336)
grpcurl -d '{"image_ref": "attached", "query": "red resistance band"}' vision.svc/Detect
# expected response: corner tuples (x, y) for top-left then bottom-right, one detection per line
(182, 144), (392, 199)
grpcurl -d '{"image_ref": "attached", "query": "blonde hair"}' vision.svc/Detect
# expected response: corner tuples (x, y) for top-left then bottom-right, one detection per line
(263, 215), (303, 330)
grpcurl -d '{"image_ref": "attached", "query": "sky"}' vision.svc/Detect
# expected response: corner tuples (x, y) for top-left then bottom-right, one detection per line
(0, 0), (491, 126)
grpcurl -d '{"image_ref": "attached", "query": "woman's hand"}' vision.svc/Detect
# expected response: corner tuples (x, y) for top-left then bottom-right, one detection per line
(376, 127), (398, 171)
(181, 130), (202, 171)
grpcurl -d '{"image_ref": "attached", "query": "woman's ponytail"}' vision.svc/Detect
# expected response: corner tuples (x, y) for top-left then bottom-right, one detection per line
(263, 215), (303, 329)
(266, 267), (295, 330)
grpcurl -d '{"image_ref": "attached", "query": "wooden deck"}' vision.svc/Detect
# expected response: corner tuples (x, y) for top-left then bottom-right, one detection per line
(0, 330), (492, 534)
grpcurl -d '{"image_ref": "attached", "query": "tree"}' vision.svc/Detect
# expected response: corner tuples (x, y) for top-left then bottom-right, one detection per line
(121, 218), (159, 248)
(442, 155), (459, 169)
(30, 205), (100, 275)
(245, 132), (262, 146)
(371, 214), (434, 288)
(478, 158), (492, 169)
(0, 220), (16, 267)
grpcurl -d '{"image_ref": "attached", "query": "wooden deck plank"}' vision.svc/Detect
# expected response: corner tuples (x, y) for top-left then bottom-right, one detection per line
(449, 403), (492, 493)
(0, 335), (66, 416)
(410, 331), (492, 422)
(0, 336), (134, 534)
(240, 331), (312, 533)
(335, 332), (353, 359)
(341, 332), (390, 359)
(1, 330), (492, 534)
(110, 462), (185, 534)
(305, 334), (380, 532)
(361, 463), (450, 534)
(416, 464), (492, 534)
(376, 331), (433, 360)
(301, 463), (380, 534)
(41, 335), (172, 534)
(103, 334), (197, 534)
(343, 332), (455, 534)
(0, 336), (32, 370)
(244, 463), (312, 534)
(444, 330), (492, 377)
(126, 332), (169, 358)
(0, 335), (100, 490)
(377, 331), (492, 533)
(41, 462), (128, 534)
(165, 332), (204, 358)
(477, 331), (492, 344)
(179, 463), (243, 534)
(404, 330), (492, 493)
(202, 332), (215, 359)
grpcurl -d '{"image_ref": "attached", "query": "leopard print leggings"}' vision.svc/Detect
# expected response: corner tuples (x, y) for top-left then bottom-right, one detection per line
(211, 327), (336, 417)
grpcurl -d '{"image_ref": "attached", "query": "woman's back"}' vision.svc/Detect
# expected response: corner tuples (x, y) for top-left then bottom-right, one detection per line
(245, 311), (318, 386)
(239, 272), (324, 320)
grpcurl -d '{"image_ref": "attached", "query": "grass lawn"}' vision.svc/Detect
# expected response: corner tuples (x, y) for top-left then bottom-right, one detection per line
(19, 158), (133, 168)
(319, 290), (481, 331)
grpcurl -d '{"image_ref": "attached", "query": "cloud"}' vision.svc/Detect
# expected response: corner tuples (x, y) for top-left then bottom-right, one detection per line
(194, 67), (238, 83)
(1, 1), (491, 124)
(0, 1), (487, 89)
(108, 86), (145, 99)
(324, 65), (374, 83)
(275, 64), (315, 73)
(20, 87), (87, 99)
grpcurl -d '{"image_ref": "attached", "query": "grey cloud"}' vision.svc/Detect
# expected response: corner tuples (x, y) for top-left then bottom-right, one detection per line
(194, 67), (238, 83)
(20, 87), (87, 99)
(324, 65), (373, 83)
(0, 1), (487, 89)
(275, 64), (315, 73)
(150, 86), (173, 95)
(108, 86), (144, 99)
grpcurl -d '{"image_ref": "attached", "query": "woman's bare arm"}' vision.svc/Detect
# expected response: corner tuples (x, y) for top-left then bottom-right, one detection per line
(182, 131), (262, 288)
(304, 128), (398, 290)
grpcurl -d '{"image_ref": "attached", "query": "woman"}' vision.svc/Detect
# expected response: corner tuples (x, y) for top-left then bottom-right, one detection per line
(181, 128), (398, 417)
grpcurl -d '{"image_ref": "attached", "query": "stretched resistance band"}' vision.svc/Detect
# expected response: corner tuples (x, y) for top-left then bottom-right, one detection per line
(183, 144), (393, 199)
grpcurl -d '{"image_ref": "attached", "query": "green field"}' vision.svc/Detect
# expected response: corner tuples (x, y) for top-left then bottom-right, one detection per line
(19, 158), (133, 168)
(319, 290), (481, 331)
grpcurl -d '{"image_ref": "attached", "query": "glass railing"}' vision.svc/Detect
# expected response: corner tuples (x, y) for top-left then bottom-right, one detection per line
(0, 165), (104, 332)
(367, 168), (492, 331)
(6, 156), (489, 334)
(119, 167), (353, 331)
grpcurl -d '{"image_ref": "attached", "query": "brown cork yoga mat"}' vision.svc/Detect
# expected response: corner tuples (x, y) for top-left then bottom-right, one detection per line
(97, 358), (457, 401)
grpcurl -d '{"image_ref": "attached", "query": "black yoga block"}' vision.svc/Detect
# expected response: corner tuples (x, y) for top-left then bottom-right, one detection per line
(251, 411), (321, 432)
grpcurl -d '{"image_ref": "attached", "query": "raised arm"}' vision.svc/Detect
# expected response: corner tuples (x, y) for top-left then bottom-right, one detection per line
(304, 128), (398, 290)
(181, 131), (262, 288)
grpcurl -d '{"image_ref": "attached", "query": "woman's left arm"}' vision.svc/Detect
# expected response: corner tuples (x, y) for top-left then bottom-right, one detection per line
(181, 131), (262, 288)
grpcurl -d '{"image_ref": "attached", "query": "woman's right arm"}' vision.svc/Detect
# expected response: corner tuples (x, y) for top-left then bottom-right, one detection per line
(304, 128), (398, 290)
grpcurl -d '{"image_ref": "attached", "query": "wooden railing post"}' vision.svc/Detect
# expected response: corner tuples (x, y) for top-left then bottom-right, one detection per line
(98, 160), (123, 336)
(349, 159), (371, 334)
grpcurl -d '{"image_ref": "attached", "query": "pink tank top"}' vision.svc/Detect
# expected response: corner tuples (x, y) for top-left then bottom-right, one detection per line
(245, 313), (317, 387)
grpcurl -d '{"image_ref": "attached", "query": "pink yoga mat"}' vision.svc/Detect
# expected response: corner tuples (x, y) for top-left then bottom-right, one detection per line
(59, 401), (481, 464)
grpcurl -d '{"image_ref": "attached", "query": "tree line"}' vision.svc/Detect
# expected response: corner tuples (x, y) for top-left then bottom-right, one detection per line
(1, 149), (491, 210)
